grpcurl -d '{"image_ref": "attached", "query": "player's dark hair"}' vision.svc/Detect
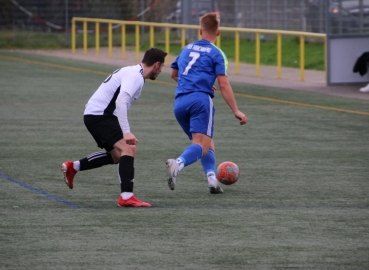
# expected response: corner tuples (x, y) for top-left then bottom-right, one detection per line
(142, 48), (167, 66)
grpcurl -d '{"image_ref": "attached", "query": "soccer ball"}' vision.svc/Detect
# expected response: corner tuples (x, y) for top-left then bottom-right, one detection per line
(216, 161), (240, 185)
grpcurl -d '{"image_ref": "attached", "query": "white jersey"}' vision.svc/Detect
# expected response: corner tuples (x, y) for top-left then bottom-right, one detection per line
(84, 64), (145, 133)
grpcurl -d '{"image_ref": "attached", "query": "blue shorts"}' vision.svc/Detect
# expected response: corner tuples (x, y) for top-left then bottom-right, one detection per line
(174, 91), (215, 140)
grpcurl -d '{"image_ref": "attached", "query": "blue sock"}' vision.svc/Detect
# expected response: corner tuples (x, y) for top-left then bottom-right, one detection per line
(200, 149), (216, 175)
(179, 144), (203, 167)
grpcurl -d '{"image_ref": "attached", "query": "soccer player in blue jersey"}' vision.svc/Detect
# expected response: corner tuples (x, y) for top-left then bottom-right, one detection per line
(166, 12), (247, 194)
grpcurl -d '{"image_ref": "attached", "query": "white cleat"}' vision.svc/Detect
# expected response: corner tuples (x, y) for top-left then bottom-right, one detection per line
(359, 84), (369, 93)
(166, 159), (179, 190)
(208, 177), (223, 194)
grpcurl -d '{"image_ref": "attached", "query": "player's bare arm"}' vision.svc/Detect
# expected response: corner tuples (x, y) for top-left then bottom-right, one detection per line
(171, 68), (179, 82)
(217, 75), (247, 125)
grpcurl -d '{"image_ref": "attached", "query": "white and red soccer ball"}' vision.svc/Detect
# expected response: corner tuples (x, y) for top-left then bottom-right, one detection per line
(216, 161), (240, 185)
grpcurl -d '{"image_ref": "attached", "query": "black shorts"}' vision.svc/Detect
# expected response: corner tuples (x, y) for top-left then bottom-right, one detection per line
(84, 115), (123, 152)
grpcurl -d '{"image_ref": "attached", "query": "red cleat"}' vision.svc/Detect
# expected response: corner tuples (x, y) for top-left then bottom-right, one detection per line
(117, 195), (151, 207)
(61, 161), (77, 189)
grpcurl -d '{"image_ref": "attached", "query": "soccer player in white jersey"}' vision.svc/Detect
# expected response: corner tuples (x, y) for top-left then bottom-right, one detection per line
(166, 13), (247, 194)
(61, 48), (167, 207)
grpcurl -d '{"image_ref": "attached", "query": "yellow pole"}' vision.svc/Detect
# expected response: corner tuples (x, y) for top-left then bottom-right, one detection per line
(135, 24), (140, 61)
(216, 32), (220, 48)
(300, 35), (305, 82)
(165, 27), (170, 65)
(324, 36), (327, 82)
(83, 20), (87, 54)
(150, 25), (154, 48)
(71, 18), (75, 53)
(277, 33), (282, 79)
(181, 28), (186, 48)
(121, 24), (126, 59)
(255, 32), (260, 77)
(198, 29), (201, 40)
(95, 22), (99, 56)
(108, 23), (112, 57)
(235, 31), (240, 75)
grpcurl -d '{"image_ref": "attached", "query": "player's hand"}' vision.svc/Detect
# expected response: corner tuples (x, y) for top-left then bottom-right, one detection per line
(124, 132), (139, 145)
(212, 86), (217, 93)
(235, 110), (247, 125)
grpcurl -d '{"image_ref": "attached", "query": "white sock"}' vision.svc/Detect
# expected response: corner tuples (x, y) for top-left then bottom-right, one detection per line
(176, 158), (184, 171)
(207, 172), (218, 187)
(73, 161), (80, 171)
(122, 192), (133, 200)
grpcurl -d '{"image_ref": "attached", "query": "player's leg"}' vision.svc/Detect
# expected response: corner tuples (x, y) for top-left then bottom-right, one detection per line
(61, 115), (117, 189)
(166, 94), (191, 190)
(61, 152), (114, 189)
(199, 139), (223, 194)
(166, 92), (213, 190)
(114, 139), (151, 207)
(181, 93), (214, 169)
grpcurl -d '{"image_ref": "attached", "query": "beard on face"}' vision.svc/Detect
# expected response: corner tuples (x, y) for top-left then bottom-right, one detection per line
(148, 64), (162, 80)
(149, 69), (159, 80)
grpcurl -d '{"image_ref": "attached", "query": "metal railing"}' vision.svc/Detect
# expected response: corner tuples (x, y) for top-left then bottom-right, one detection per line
(71, 17), (326, 82)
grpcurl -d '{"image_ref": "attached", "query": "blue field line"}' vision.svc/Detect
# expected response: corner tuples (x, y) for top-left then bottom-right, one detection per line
(0, 173), (80, 209)
(154, 205), (369, 210)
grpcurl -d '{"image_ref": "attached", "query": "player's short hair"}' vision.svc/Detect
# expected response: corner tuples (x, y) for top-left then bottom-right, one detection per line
(200, 12), (220, 35)
(142, 48), (167, 66)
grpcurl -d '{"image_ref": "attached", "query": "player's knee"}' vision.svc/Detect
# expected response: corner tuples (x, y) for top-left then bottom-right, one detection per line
(121, 145), (136, 157)
(130, 145), (137, 156)
(202, 146), (209, 156)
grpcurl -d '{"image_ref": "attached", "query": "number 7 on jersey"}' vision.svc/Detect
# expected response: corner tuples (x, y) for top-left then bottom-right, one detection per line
(183, 52), (200, 75)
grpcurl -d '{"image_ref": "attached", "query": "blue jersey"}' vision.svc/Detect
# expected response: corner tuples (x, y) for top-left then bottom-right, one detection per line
(170, 39), (228, 98)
